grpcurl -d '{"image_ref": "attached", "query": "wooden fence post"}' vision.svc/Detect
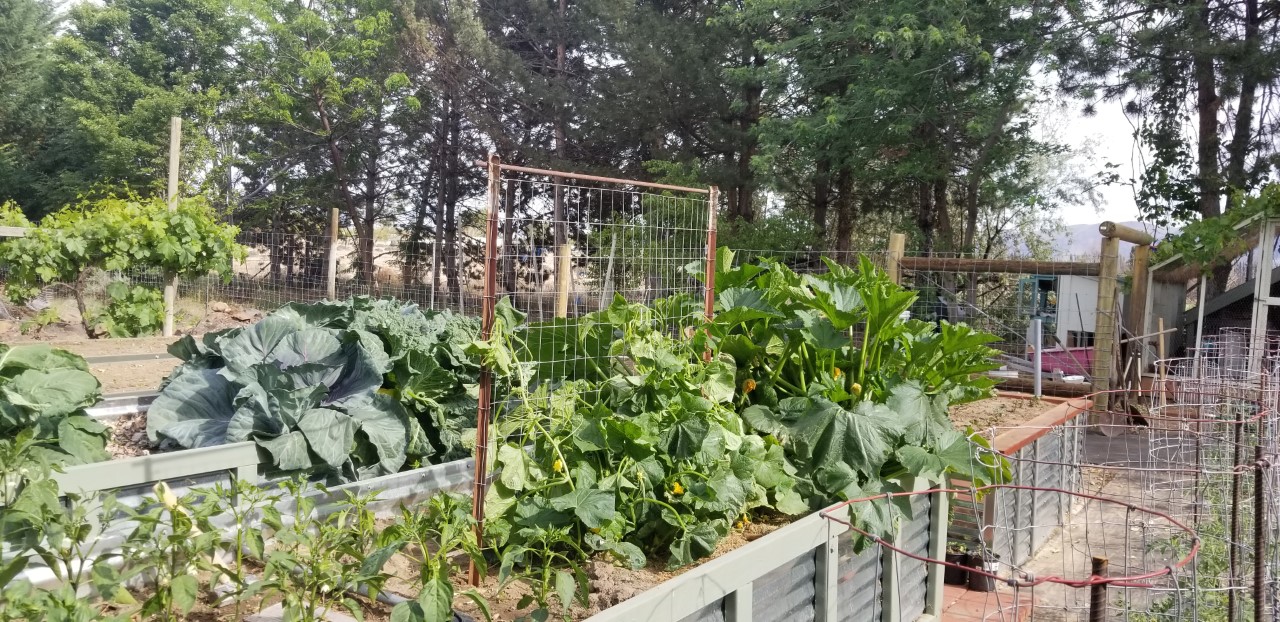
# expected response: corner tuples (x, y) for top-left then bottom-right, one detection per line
(705, 186), (720, 321)
(888, 233), (906, 285)
(163, 116), (181, 337)
(1091, 235), (1120, 412)
(469, 154), (502, 585)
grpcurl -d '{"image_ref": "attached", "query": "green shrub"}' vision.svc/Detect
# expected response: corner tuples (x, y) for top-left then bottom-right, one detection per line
(93, 281), (164, 337)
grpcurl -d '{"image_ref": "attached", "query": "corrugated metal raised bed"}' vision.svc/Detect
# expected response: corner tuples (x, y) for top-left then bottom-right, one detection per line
(950, 397), (1090, 566)
(587, 477), (947, 622)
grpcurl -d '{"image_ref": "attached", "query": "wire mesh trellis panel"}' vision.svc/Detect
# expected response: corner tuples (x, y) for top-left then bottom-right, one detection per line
(493, 172), (711, 325)
(465, 159), (716, 577)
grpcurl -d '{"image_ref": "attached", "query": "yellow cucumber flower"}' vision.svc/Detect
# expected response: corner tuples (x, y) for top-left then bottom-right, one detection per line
(553, 459), (564, 473)
(670, 482), (685, 495)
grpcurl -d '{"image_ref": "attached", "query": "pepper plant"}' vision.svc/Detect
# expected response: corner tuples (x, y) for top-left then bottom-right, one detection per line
(113, 482), (223, 621)
(386, 493), (491, 622)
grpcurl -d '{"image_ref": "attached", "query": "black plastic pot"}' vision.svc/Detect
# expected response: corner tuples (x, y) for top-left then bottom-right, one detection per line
(966, 553), (998, 592)
(943, 552), (969, 585)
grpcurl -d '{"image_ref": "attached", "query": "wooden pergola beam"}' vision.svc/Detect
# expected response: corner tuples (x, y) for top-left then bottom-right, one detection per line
(898, 256), (1100, 276)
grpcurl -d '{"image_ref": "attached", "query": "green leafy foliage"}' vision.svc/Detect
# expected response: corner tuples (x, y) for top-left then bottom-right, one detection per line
(387, 493), (492, 622)
(93, 281), (165, 338)
(700, 253), (1007, 507)
(486, 301), (787, 582)
(1152, 184), (1280, 271)
(0, 195), (243, 338)
(0, 344), (108, 465)
(254, 481), (399, 622)
(147, 297), (480, 481)
(112, 482), (223, 621)
(481, 249), (1007, 596)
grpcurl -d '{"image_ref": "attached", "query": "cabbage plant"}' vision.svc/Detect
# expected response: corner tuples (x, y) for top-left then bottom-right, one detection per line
(147, 298), (479, 482)
(0, 344), (108, 464)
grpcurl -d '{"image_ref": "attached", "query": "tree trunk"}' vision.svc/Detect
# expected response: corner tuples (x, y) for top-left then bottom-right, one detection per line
(361, 107), (384, 292)
(430, 96), (449, 301)
(552, 0), (568, 298)
(834, 169), (854, 253)
(402, 162), (435, 288)
(917, 181), (936, 255)
(1193, 2), (1226, 294)
(729, 51), (765, 222)
(933, 177), (951, 253)
(314, 89), (374, 284)
(75, 268), (94, 339)
(444, 98), (461, 301)
(813, 157), (831, 240)
(1225, 0), (1259, 192)
(1194, 5), (1222, 221)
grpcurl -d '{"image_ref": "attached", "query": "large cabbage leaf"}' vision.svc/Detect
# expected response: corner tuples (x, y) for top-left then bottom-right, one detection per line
(0, 344), (108, 464)
(148, 297), (481, 482)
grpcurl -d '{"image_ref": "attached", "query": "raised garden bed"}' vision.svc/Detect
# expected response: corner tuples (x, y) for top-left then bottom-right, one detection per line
(947, 395), (1092, 566)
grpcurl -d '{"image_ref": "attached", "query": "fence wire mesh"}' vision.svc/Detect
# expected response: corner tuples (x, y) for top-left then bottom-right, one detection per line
(926, 332), (1280, 622)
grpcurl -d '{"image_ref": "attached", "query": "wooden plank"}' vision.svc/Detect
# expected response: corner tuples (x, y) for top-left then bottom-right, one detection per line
(899, 256), (1099, 276)
(1099, 221), (1154, 245)
(992, 375), (1092, 398)
(0, 226), (27, 237)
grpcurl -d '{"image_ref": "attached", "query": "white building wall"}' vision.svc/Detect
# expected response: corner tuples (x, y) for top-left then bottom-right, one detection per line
(1055, 275), (1100, 343)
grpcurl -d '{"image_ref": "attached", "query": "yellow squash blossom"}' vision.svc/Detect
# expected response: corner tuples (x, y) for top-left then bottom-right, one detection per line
(670, 482), (685, 495)
(741, 378), (757, 394)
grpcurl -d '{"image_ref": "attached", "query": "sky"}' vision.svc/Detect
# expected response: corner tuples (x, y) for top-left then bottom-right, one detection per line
(1053, 100), (1146, 226)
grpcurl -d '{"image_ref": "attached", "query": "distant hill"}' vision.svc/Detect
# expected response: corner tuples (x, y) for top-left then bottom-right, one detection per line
(1049, 221), (1176, 258)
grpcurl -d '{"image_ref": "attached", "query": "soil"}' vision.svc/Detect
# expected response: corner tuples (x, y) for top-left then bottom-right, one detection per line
(448, 516), (786, 621)
(0, 300), (265, 396)
(104, 412), (155, 459)
(0, 296), (264, 345)
(949, 396), (1052, 435)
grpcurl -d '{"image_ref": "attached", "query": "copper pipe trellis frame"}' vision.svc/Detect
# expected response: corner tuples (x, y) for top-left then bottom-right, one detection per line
(471, 160), (712, 194)
(467, 155), (718, 584)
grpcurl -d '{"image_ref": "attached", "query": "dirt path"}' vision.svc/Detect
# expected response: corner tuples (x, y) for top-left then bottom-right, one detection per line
(92, 359), (179, 394)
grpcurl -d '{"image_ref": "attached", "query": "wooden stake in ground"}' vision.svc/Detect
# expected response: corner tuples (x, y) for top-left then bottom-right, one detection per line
(163, 116), (181, 337)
